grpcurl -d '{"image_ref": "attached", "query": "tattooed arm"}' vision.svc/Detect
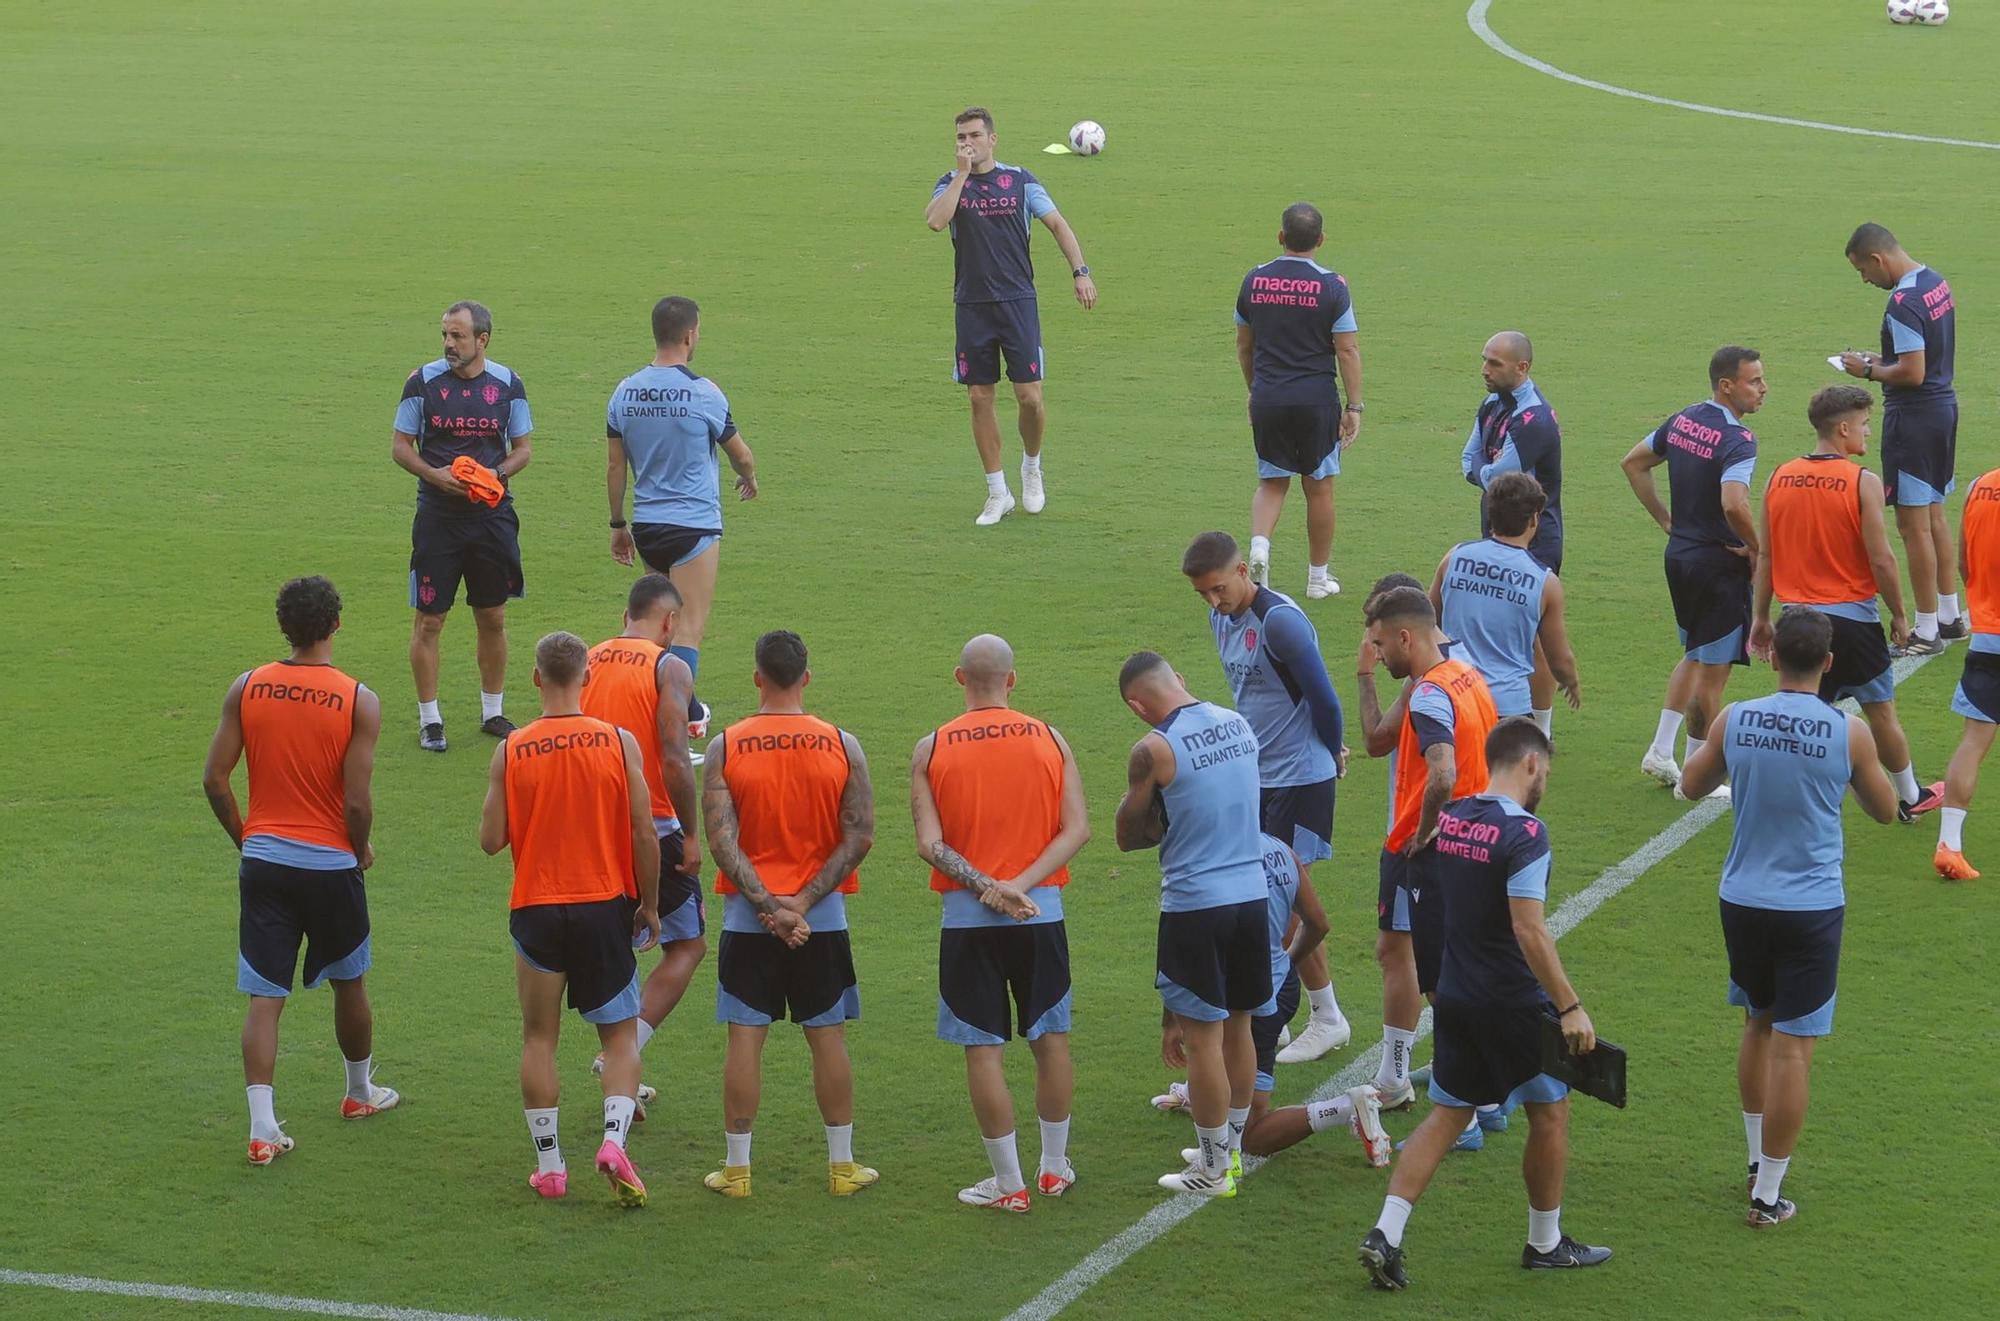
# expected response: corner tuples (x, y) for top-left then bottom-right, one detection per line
(909, 733), (1035, 920)
(786, 731), (877, 915)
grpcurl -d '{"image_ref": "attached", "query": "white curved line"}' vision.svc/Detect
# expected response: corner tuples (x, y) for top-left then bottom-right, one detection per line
(1469, 0), (2000, 151)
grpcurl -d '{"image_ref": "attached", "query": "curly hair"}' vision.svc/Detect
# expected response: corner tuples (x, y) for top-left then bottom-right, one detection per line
(275, 576), (342, 648)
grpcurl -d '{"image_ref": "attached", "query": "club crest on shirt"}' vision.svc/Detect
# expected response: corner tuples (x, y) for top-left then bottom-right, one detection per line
(483, 383), (501, 405)
(1244, 628), (1258, 652)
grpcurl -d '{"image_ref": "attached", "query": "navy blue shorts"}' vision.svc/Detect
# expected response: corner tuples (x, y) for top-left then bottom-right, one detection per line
(238, 857), (371, 996)
(656, 830), (706, 944)
(1156, 900), (1273, 1022)
(1666, 544), (1751, 666)
(954, 298), (1042, 386)
(1819, 613), (1893, 707)
(1252, 968), (1302, 1092)
(1250, 403), (1339, 478)
(1379, 847), (1442, 992)
(1377, 847), (1411, 933)
(1721, 899), (1843, 1036)
(1260, 778), (1335, 865)
(409, 505), (523, 614)
(1430, 997), (1567, 1110)
(632, 523), (719, 573)
(937, 922), (1072, 1045)
(510, 897), (641, 1023)
(1952, 648), (2000, 723)
(717, 927), (858, 1028)
(1882, 401), (1957, 507)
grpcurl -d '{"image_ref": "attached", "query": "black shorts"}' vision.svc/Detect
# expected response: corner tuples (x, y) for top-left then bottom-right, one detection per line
(1820, 613), (1894, 706)
(1249, 403), (1339, 478)
(1882, 401), (1958, 507)
(1665, 544), (1751, 666)
(510, 897), (641, 1022)
(1406, 849), (1443, 995)
(1156, 900), (1273, 1021)
(717, 927), (859, 1028)
(1430, 997), (1564, 1109)
(409, 504), (524, 614)
(954, 298), (1042, 386)
(1721, 899), (1843, 1036)
(631, 522), (720, 573)
(1377, 847), (1411, 933)
(237, 857), (371, 996)
(1952, 648), (2000, 723)
(1260, 778), (1335, 865)
(655, 829), (706, 943)
(1252, 968), (1303, 1091)
(936, 922), (1073, 1045)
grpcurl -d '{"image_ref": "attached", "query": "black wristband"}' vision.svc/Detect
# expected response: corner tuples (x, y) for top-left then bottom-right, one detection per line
(1864, 362), (1873, 380)
(1558, 1001), (1582, 1016)
(609, 518), (627, 529)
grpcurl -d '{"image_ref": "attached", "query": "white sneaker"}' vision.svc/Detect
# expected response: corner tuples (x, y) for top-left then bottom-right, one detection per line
(1640, 750), (1681, 788)
(975, 489), (1017, 526)
(1305, 574), (1341, 600)
(1275, 1025), (1292, 1049)
(1347, 1085), (1393, 1167)
(957, 1176), (1031, 1212)
(1248, 549), (1270, 586)
(1275, 1015), (1351, 1064)
(1021, 462), (1045, 514)
(1373, 1078), (1416, 1110)
(1150, 1081), (1190, 1112)
(1158, 1160), (1236, 1197)
(1675, 781), (1731, 802)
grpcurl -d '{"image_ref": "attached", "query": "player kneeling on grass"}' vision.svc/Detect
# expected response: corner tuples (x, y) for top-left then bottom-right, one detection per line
(1153, 833), (1390, 1170)
(480, 632), (661, 1206)
(1360, 718), (1610, 1290)
(1935, 464), (2000, 879)
(203, 576), (398, 1165)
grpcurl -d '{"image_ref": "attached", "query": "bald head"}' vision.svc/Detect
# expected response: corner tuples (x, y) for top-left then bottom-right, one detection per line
(1487, 330), (1532, 363)
(1481, 330), (1534, 394)
(956, 633), (1017, 705)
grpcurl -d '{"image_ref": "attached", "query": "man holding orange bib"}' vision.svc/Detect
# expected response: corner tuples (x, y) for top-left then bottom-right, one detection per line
(203, 576), (396, 1166)
(911, 634), (1091, 1212)
(480, 632), (660, 1207)
(701, 630), (878, 1198)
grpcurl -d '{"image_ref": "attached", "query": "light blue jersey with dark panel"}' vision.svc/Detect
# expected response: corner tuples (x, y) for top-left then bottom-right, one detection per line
(1719, 691), (1852, 910)
(1259, 833), (1301, 988)
(1154, 702), (1267, 912)
(1210, 587), (1342, 787)
(1438, 539), (1549, 717)
(606, 364), (737, 530)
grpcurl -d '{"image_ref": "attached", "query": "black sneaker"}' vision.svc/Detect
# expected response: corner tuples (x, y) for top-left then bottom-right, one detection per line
(1895, 632), (1946, 658)
(480, 714), (517, 738)
(1939, 618), (1970, 641)
(1521, 1234), (1613, 1269)
(1898, 781), (1946, 823)
(1746, 1161), (1758, 1193)
(1358, 1228), (1408, 1291)
(1746, 1197), (1796, 1228)
(419, 722), (447, 753)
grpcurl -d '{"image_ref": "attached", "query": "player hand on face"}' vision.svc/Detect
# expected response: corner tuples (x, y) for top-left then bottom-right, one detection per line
(610, 526), (636, 567)
(956, 142), (978, 176)
(633, 903), (662, 952)
(1558, 1004), (1596, 1055)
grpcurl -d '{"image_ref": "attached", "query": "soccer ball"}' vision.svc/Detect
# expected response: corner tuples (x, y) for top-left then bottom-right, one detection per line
(1888, 0), (1948, 24)
(1068, 120), (1106, 156)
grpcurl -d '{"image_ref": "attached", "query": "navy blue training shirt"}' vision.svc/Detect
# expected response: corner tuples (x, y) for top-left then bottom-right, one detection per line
(1880, 265), (1956, 407)
(1430, 792), (1553, 1008)
(395, 359), (532, 518)
(1233, 257), (1357, 407)
(1462, 379), (1563, 568)
(1648, 400), (1758, 555)
(934, 164), (1055, 304)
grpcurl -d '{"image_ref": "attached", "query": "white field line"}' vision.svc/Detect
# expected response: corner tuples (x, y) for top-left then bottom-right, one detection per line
(1468, 0), (2000, 151)
(0, 1269), (528, 1319)
(1005, 650), (1937, 1320)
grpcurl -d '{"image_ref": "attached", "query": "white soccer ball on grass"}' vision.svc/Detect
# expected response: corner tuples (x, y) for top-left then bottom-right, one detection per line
(1068, 120), (1106, 156)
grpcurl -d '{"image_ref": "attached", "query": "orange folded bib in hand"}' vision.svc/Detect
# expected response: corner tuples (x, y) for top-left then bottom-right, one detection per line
(450, 456), (506, 507)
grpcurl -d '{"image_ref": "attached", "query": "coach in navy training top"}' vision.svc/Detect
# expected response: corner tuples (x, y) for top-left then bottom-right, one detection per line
(1234, 203), (1364, 599)
(1841, 222), (1963, 652)
(390, 300), (534, 752)
(925, 107), (1097, 529)
(1461, 332), (1562, 574)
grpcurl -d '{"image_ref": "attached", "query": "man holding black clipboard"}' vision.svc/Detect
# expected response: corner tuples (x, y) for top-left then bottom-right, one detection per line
(1359, 718), (1612, 1290)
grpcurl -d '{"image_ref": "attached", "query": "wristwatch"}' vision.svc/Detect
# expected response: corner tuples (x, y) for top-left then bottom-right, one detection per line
(1863, 362), (1873, 380)
(1345, 402), (1366, 414)
(609, 518), (627, 529)
(1072, 265), (1090, 278)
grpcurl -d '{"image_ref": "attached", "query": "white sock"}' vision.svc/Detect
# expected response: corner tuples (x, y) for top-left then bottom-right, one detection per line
(635, 1020), (656, 1052)
(603, 1095), (636, 1150)
(418, 699), (441, 727)
(1476, 1103), (1499, 1116)
(480, 690), (505, 721)
(1940, 593), (1962, 624)
(725, 1130), (752, 1167)
(1038, 1115), (1071, 1171)
(985, 470), (1007, 497)
(1225, 1105), (1251, 1154)
(983, 1131), (1026, 1194)
(1309, 562), (1331, 582)
(1527, 1205), (1563, 1253)
(1891, 762), (1921, 804)
(1531, 707), (1553, 736)
(1375, 1194), (1414, 1247)
(526, 1107), (563, 1174)
(1650, 710), (1684, 759)
(1916, 611), (1939, 640)
(1195, 1123), (1231, 1177)
(246, 1084), (280, 1141)
(1463, 1110), (1480, 1134)
(1743, 1112), (1763, 1168)
(826, 1122), (854, 1165)
(1378, 1026), (1416, 1090)
(1752, 1151), (1792, 1204)
(1307, 983), (1343, 1023)
(1306, 1095), (1354, 1133)
(1022, 453), (1041, 475)
(1940, 806), (1968, 851)
(342, 1055), (372, 1103)
(1685, 733), (1706, 765)
(1250, 535), (1271, 562)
